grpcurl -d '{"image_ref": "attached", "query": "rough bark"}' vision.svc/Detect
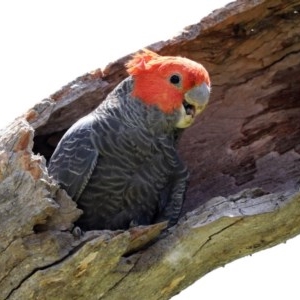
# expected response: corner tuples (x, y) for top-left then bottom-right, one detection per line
(1, 0), (300, 299)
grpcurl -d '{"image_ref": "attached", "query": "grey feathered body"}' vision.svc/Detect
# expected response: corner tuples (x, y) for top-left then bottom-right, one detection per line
(48, 77), (189, 230)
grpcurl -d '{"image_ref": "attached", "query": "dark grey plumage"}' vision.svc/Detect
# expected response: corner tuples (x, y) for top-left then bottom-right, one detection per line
(48, 77), (189, 230)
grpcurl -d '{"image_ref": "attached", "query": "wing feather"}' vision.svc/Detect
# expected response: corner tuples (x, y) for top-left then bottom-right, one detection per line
(48, 115), (98, 201)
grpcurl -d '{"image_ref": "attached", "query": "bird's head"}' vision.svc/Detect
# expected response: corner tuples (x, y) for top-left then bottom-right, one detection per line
(126, 49), (211, 128)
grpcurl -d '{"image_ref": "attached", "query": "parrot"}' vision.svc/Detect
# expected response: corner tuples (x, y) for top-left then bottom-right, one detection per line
(48, 49), (210, 231)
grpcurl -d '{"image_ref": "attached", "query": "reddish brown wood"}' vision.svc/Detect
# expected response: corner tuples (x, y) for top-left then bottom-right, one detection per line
(1, 1), (300, 299)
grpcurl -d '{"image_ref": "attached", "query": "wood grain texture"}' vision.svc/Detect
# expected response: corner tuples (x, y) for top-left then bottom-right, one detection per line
(1, 0), (300, 299)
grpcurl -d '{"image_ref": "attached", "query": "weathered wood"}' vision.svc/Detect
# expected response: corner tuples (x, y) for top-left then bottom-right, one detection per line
(1, 0), (300, 299)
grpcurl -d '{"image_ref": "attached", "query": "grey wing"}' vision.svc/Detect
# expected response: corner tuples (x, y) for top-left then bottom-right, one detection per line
(48, 119), (98, 201)
(155, 133), (189, 227)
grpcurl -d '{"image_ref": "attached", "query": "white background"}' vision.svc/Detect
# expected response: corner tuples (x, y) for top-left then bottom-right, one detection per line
(1, 1), (299, 299)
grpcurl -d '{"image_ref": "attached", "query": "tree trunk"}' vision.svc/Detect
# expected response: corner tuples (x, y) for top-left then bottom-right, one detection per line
(1, 0), (300, 299)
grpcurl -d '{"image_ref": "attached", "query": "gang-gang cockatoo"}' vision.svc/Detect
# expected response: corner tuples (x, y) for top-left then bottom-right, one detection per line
(48, 49), (210, 231)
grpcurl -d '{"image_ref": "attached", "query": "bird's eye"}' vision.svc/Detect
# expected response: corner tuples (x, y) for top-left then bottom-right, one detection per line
(169, 74), (181, 85)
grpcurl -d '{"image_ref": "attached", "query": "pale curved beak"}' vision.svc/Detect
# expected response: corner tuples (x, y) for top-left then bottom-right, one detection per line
(176, 82), (210, 128)
(184, 82), (210, 107)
